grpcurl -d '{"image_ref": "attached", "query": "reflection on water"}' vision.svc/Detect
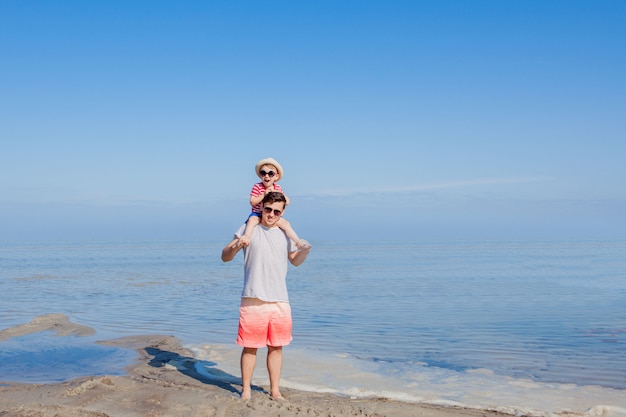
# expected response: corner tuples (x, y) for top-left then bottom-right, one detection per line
(0, 331), (136, 383)
(1, 239), (625, 414)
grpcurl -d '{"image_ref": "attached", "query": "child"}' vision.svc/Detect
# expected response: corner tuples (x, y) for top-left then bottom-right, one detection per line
(238, 157), (310, 250)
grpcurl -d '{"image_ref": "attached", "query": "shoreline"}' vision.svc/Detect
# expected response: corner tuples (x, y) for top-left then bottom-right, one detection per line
(0, 334), (512, 417)
(0, 318), (512, 417)
(3, 315), (625, 417)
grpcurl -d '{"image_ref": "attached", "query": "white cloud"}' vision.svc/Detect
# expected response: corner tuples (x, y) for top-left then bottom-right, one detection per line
(300, 176), (553, 198)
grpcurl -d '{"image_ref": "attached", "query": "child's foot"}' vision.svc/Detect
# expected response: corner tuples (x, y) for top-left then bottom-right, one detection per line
(296, 239), (312, 250)
(238, 236), (251, 247)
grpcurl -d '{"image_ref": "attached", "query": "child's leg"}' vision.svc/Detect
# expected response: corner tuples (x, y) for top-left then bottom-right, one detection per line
(239, 215), (260, 247)
(276, 217), (299, 242)
(277, 218), (310, 249)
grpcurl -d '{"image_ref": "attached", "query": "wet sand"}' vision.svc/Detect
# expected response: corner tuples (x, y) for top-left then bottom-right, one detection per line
(0, 314), (512, 417)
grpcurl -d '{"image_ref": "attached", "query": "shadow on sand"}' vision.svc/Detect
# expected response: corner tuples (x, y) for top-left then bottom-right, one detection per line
(145, 347), (264, 396)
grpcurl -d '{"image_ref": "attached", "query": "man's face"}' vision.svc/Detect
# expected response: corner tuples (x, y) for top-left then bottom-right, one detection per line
(260, 201), (285, 227)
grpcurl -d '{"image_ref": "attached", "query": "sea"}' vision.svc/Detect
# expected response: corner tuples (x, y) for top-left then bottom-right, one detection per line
(1, 239), (625, 417)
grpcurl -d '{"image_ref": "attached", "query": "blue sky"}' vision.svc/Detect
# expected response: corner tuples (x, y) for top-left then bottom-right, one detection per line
(1, 1), (625, 241)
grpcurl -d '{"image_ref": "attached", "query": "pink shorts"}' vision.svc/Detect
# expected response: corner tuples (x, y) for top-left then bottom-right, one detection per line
(236, 298), (293, 348)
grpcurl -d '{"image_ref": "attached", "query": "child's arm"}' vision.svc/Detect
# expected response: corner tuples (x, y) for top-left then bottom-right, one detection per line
(250, 184), (285, 207)
(249, 183), (267, 207)
(250, 193), (265, 207)
(273, 184), (290, 205)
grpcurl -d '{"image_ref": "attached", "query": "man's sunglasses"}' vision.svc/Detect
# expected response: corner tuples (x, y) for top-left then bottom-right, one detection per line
(263, 207), (283, 216)
(260, 170), (276, 177)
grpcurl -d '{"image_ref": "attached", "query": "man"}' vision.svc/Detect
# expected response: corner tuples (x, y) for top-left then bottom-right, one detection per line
(221, 191), (312, 400)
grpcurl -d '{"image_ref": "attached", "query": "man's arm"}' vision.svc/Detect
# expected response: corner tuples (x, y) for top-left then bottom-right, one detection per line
(288, 246), (311, 267)
(221, 237), (243, 262)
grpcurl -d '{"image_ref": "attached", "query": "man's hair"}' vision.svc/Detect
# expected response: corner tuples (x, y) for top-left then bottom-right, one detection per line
(262, 191), (287, 206)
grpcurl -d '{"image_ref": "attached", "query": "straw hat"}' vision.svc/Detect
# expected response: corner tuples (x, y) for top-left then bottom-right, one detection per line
(255, 157), (284, 180)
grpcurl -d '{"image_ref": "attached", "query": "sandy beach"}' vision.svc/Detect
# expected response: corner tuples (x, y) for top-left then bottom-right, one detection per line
(0, 315), (512, 417)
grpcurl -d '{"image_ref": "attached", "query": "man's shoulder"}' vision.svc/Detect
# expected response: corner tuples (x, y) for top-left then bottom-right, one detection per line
(235, 224), (246, 237)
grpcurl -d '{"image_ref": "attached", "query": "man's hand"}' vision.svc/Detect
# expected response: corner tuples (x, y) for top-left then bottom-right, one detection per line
(296, 239), (312, 251)
(289, 242), (312, 266)
(222, 237), (244, 262)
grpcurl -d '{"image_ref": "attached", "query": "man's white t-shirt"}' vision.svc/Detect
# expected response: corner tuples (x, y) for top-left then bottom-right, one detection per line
(235, 223), (296, 302)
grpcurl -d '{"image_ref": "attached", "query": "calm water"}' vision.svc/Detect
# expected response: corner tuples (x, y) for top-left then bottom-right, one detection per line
(1, 239), (625, 416)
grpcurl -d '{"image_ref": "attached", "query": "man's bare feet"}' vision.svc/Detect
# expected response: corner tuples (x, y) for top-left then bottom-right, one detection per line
(270, 391), (285, 401)
(241, 388), (252, 400)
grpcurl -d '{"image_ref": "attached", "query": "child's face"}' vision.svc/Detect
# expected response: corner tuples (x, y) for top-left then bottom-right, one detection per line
(259, 164), (280, 187)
